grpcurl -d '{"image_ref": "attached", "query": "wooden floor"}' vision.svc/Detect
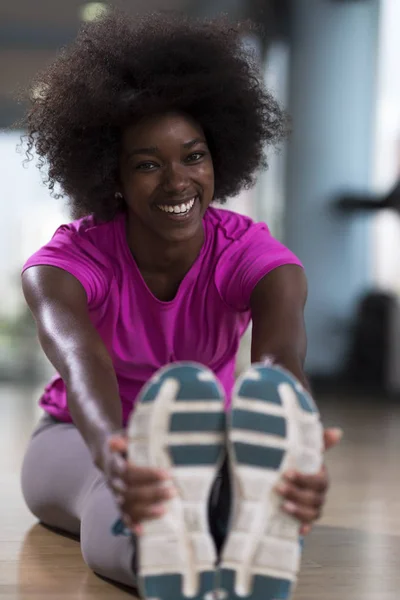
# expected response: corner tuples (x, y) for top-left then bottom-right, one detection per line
(1, 384), (399, 599)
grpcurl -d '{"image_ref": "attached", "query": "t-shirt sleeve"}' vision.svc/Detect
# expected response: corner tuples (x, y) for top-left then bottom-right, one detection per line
(22, 224), (111, 309)
(215, 222), (303, 311)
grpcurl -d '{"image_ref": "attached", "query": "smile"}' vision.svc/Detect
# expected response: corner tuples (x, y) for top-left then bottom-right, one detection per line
(156, 196), (196, 217)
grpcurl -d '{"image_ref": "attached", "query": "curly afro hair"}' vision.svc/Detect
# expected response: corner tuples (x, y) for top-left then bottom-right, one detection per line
(23, 10), (287, 221)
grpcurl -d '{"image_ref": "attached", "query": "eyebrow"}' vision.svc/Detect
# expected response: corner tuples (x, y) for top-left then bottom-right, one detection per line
(127, 137), (206, 157)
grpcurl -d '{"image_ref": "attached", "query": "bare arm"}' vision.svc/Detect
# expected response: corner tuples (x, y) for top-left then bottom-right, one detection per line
(250, 264), (309, 389)
(22, 265), (122, 470)
(22, 265), (196, 532)
(250, 265), (344, 533)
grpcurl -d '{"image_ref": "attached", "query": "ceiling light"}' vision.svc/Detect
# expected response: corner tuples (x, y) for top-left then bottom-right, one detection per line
(79, 2), (109, 22)
(31, 83), (48, 101)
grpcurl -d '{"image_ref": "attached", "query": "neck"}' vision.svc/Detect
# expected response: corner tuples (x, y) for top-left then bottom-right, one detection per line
(125, 213), (205, 274)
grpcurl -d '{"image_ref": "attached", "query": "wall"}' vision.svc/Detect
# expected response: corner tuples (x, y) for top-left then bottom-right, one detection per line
(284, 0), (380, 376)
(372, 0), (400, 293)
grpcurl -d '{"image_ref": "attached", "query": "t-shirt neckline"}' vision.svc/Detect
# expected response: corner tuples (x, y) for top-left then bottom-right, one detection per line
(116, 211), (208, 306)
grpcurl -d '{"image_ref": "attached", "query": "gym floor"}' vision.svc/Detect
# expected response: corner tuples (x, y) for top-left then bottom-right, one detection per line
(1, 384), (399, 600)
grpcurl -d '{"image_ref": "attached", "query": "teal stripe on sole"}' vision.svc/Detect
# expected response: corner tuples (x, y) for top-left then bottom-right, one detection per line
(252, 574), (292, 599)
(231, 410), (286, 437)
(265, 366), (315, 413)
(169, 444), (224, 466)
(234, 442), (285, 470)
(143, 570), (215, 600)
(246, 365), (317, 414)
(170, 411), (226, 432)
(219, 569), (292, 600)
(296, 388), (316, 413)
(238, 380), (283, 405)
(142, 365), (222, 403)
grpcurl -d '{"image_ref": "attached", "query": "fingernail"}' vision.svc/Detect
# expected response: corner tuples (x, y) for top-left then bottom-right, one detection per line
(284, 470), (296, 481)
(151, 504), (166, 516)
(166, 487), (177, 498)
(112, 479), (127, 494)
(115, 455), (127, 470)
(275, 483), (287, 495)
(283, 501), (297, 513)
(115, 494), (124, 505)
(333, 428), (344, 439)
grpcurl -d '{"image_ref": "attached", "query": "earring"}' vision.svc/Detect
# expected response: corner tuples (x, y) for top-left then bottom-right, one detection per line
(115, 192), (123, 199)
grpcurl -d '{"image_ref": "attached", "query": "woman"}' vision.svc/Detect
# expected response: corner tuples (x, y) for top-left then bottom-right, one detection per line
(20, 10), (341, 600)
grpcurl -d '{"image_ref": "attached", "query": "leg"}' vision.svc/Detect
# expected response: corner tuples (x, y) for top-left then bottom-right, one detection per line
(21, 414), (137, 589)
(218, 363), (323, 600)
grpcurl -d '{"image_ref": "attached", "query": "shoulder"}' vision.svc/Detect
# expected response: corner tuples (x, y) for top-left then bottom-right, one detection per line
(54, 213), (120, 247)
(23, 213), (124, 280)
(44, 213), (124, 266)
(206, 206), (299, 268)
(22, 214), (123, 308)
(209, 207), (302, 311)
(205, 206), (259, 245)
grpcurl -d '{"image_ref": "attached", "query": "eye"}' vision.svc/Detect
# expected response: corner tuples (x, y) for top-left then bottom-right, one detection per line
(135, 161), (158, 171)
(185, 152), (205, 163)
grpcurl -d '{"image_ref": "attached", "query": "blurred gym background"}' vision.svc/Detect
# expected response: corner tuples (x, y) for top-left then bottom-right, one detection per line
(2, 2), (400, 598)
(1, 0), (399, 395)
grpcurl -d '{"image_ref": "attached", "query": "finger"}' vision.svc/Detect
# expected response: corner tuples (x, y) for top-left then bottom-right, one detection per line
(282, 500), (321, 524)
(110, 477), (128, 497)
(122, 513), (135, 531)
(124, 482), (177, 505)
(300, 524), (312, 536)
(121, 513), (145, 535)
(108, 435), (128, 454)
(145, 503), (168, 518)
(122, 502), (168, 524)
(109, 454), (129, 479)
(283, 467), (328, 493)
(276, 481), (324, 509)
(124, 464), (171, 486)
(324, 428), (343, 451)
(133, 523), (143, 536)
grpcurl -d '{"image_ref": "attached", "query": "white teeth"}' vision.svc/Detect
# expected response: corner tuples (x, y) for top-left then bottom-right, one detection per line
(157, 197), (196, 214)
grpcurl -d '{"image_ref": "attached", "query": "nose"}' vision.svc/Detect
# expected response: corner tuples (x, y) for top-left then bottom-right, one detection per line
(161, 162), (189, 194)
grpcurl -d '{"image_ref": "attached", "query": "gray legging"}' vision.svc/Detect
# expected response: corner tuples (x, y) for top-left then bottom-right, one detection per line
(21, 413), (228, 592)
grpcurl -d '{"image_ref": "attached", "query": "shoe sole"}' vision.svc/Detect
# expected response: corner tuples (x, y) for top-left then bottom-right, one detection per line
(127, 362), (226, 600)
(218, 363), (323, 600)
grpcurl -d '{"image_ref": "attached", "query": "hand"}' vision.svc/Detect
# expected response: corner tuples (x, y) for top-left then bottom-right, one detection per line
(103, 434), (176, 535)
(276, 428), (343, 535)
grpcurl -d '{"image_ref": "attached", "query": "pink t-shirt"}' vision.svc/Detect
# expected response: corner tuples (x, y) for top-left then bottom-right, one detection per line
(23, 207), (302, 424)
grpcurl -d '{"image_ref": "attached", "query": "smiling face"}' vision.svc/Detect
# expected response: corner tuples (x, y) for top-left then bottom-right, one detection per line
(119, 112), (215, 244)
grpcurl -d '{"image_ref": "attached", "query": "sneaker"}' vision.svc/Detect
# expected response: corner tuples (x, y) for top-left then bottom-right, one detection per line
(127, 362), (226, 600)
(218, 363), (324, 600)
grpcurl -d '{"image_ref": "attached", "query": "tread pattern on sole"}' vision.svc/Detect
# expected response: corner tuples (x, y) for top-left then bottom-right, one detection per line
(128, 362), (226, 600)
(219, 363), (323, 600)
